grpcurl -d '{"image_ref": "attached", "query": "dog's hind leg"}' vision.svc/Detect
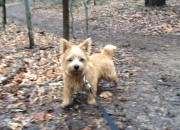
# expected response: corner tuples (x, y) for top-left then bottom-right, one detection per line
(112, 74), (118, 85)
(105, 72), (118, 85)
(108, 68), (118, 85)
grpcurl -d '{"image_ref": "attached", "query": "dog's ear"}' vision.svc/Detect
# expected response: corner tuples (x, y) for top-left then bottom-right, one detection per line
(60, 38), (72, 54)
(79, 38), (92, 54)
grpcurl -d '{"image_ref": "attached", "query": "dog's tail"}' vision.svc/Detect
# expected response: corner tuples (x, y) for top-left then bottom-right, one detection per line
(102, 45), (117, 57)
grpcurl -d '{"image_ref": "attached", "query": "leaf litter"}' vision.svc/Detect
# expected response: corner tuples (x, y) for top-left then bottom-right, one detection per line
(0, 0), (180, 129)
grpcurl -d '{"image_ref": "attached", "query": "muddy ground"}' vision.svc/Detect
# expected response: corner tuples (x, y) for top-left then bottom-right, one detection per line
(0, 0), (180, 130)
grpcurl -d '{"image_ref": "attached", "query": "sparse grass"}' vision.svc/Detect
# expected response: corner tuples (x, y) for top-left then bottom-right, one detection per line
(6, 0), (24, 4)
(135, 3), (142, 8)
(89, 17), (98, 21)
(96, 0), (107, 5)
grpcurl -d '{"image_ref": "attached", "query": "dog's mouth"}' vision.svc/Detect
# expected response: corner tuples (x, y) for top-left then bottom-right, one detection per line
(70, 68), (85, 76)
(72, 69), (82, 73)
(66, 69), (83, 76)
(66, 65), (85, 75)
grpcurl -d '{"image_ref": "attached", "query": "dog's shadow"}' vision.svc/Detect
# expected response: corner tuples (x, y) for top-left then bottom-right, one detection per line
(64, 80), (118, 110)
(63, 92), (89, 110)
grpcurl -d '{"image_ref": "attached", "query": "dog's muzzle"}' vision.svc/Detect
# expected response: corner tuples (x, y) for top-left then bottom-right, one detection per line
(74, 64), (79, 70)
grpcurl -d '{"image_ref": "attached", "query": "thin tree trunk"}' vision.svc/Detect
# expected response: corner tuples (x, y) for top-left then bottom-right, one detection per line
(70, 0), (75, 39)
(62, 0), (69, 40)
(24, 0), (35, 49)
(145, 0), (166, 7)
(2, 0), (6, 24)
(83, 0), (88, 38)
(94, 0), (96, 5)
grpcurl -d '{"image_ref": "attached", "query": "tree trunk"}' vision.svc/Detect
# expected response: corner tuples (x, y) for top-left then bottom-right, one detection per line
(145, 0), (166, 7)
(2, 0), (6, 25)
(24, 0), (35, 49)
(83, 0), (88, 38)
(70, 0), (75, 39)
(94, 0), (96, 5)
(62, 0), (69, 41)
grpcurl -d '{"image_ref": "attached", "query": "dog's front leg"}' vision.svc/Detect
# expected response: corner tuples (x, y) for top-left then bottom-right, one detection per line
(61, 87), (71, 107)
(87, 93), (96, 105)
(87, 84), (97, 105)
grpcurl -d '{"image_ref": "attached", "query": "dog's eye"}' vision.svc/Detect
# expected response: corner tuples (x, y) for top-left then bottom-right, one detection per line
(68, 58), (73, 62)
(80, 58), (84, 61)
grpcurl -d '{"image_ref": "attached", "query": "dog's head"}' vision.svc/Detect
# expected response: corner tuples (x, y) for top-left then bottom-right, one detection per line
(60, 38), (92, 76)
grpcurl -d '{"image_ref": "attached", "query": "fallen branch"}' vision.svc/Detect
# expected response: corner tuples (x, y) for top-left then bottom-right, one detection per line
(39, 46), (54, 50)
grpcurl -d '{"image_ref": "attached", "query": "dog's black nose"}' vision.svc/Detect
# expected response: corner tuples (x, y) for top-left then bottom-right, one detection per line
(74, 65), (79, 70)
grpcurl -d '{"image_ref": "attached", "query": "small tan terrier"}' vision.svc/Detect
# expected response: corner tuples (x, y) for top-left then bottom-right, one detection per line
(60, 38), (118, 107)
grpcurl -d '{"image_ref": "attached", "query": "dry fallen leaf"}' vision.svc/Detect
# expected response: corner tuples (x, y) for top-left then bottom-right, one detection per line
(5, 56), (14, 60)
(35, 85), (45, 96)
(100, 91), (113, 99)
(44, 113), (54, 120)
(8, 82), (19, 88)
(81, 125), (96, 130)
(33, 111), (54, 121)
(46, 69), (53, 78)
(14, 73), (26, 83)
(161, 23), (172, 32)
(33, 111), (45, 121)
(13, 116), (32, 127)
(118, 96), (127, 101)
(7, 102), (23, 109)
(8, 122), (23, 130)
(116, 86), (124, 90)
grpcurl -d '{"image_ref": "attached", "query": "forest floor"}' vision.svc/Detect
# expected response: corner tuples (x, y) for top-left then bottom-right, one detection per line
(0, 0), (180, 130)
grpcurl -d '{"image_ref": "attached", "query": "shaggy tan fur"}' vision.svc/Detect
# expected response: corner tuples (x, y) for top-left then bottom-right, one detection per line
(60, 38), (118, 107)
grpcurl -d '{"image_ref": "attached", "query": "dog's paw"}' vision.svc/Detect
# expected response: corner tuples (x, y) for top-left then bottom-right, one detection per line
(87, 98), (96, 105)
(61, 101), (69, 108)
(61, 104), (67, 108)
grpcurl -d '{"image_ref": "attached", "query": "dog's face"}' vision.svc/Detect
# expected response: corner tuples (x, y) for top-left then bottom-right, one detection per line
(63, 46), (88, 75)
(60, 38), (92, 76)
